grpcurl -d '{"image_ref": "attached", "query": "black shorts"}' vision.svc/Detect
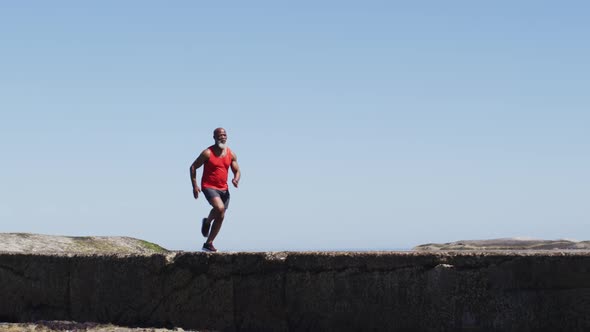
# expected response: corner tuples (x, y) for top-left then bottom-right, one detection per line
(202, 188), (230, 209)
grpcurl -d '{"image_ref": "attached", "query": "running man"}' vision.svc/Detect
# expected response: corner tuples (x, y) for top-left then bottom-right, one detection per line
(189, 127), (241, 252)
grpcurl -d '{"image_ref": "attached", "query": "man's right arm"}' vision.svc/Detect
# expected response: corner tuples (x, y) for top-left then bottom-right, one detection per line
(189, 149), (209, 199)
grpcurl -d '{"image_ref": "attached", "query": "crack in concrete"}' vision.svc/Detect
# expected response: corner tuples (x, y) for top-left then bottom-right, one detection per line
(65, 267), (72, 320)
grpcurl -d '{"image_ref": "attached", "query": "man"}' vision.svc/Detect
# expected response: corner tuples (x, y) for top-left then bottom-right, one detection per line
(189, 127), (241, 252)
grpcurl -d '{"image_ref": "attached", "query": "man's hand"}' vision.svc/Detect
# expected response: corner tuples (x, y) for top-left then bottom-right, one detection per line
(232, 178), (239, 188)
(193, 186), (201, 199)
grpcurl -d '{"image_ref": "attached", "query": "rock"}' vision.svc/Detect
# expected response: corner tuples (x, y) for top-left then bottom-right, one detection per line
(0, 233), (168, 255)
(413, 238), (590, 251)
(0, 321), (190, 331)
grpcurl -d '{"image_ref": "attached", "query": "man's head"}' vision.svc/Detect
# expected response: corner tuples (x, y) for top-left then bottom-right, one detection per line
(213, 127), (227, 149)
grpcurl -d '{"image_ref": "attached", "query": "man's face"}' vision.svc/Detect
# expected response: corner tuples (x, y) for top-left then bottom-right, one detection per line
(214, 129), (227, 147)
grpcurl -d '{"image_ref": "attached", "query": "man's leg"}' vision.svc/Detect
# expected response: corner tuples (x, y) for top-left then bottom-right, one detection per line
(206, 208), (216, 223)
(206, 197), (226, 244)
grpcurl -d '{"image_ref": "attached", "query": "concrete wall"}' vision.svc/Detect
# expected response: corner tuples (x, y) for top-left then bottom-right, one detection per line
(0, 251), (589, 331)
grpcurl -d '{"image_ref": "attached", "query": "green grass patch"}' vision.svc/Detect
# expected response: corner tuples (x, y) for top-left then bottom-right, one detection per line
(139, 240), (168, 253)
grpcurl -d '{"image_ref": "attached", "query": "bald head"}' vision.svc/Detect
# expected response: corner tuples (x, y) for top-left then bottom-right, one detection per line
(213, 127), (226, 137)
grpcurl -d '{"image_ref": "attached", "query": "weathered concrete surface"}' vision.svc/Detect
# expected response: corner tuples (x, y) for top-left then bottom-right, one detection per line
(1, 251), (590, 332)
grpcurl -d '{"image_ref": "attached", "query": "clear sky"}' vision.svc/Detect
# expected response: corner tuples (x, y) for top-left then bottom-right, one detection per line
(1, 1), (589, 251)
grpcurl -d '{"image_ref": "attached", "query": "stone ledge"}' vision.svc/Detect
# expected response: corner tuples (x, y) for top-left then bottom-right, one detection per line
(1, 251), (589, 332)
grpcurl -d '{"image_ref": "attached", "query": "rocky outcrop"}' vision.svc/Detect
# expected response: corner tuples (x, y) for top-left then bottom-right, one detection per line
(0, 321), (183, 332)
(0, 233), (168, 255)
(1, 250), (590, 331)
(413, 238), (590, 251)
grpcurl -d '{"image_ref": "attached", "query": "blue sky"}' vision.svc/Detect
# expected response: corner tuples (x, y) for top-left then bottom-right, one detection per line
(1, 1), (589, 251)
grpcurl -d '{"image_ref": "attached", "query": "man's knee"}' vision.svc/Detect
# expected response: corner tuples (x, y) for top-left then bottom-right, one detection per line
(214, 205), (225, 217)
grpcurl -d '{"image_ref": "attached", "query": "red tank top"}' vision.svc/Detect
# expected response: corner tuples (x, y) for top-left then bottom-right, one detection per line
(201, 146), (232, 190)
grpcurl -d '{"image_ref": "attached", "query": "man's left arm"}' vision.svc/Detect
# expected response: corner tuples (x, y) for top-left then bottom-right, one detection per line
(230, 151), (241, 188)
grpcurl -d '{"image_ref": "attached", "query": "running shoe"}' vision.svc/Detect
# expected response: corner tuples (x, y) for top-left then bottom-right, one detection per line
(202, 242), (217, 252)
